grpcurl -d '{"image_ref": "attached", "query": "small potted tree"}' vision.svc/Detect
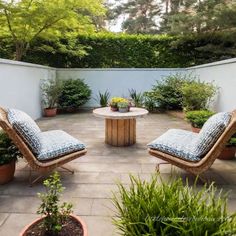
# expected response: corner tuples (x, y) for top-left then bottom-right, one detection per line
(41, 77), (63, 117)
(0, 130), (23, 184)
(20, 172), (87, 236)
(185, 110), (215, 133)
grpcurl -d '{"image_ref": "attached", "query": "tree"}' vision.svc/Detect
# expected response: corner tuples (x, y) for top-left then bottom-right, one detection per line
(160, 0), (236, 34)
(0, 0), (105, 60)
(110, 0), (161, 34)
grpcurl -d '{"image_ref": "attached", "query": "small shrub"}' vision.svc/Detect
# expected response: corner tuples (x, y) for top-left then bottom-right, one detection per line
(143, 91), (158, 112)
(185, 110), (215, 128)
(96, 90), (110, 107)
(182, 80), (217, 111)
(0, 130), (23, 165)
(37, 172), (73, 235)
(149, 74), (190, 110)
(112, 174), (236, 236)
(129, 89), (143, 107)
(58, 78), (91, 109)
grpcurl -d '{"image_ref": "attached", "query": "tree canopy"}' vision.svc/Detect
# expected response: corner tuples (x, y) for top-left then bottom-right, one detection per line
(0, 0), (105, 60)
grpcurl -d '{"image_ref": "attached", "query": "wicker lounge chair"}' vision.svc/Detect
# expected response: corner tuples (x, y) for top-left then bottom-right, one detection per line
(148, 110), (236, 181)
(0, 107), (87, 185)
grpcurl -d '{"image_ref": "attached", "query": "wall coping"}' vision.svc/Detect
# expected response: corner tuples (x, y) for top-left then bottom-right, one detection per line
(0, 58), (55, 70)
(56, 68), (185, 71)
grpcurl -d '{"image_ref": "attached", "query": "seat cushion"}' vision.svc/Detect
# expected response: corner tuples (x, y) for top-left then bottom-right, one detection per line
(37, 130), (85, 161)
(7, 109), (41, 154)
(148, 129), (200, 161)
(148, 112), (231, 162)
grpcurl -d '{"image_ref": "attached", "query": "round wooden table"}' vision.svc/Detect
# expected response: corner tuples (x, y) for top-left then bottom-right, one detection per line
(93, 107), (148, 146)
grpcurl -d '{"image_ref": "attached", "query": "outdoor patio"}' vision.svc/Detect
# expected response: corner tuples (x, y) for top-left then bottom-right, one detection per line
(1, 111), (236, 236)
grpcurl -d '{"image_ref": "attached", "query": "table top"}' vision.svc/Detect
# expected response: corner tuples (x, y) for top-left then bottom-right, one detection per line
(93, 107), (149, 119)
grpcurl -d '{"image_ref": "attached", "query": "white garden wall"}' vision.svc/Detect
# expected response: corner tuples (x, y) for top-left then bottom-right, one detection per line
(187, 58), (236, 112)
(0, 57), (236, 119)
(0, 59), (56, 119)
(56, 68), (185, 107)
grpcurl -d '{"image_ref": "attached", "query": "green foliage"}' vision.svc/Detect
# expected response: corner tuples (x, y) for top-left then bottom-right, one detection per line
(41, 77), (63, 109)
(112, 174), (236, 236)
(182, 80), (217, 111)
(129, 89), (143, 107)
(0, 130), (23, 165)
(58, 78), (91, 109)
(96, 90), (110, 107)
(143, 91), (158, 112)
(37, 172), (73, 235)
(0, 0), (105, 60)
(227, 138), (236, 147)
(185, 110), (215, 128)
(149, 74), (190, 110)
(117, 101), (129, 108)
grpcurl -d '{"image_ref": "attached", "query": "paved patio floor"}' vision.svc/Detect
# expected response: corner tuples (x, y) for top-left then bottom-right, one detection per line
(1, 111), (236, 236)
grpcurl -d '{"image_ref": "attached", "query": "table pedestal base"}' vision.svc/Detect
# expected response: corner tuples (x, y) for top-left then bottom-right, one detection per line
(105, 119), (136, 146)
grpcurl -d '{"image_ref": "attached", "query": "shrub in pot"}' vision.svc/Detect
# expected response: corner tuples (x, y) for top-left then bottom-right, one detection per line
(185, 110), (215, 133)
(41, 77), (63, 117)
(112, 174), (236, 235)
(58, 78), (91, 112)
(0, 130), (23, 184)
(20, 172), (87, 236)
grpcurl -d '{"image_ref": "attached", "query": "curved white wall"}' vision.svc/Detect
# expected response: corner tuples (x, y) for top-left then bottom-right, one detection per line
(0, 59), (56, 119)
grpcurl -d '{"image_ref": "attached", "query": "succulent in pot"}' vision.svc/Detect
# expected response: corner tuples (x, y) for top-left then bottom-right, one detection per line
(118, 101), (129, 113)
(109, 97), (128, 111)
(0, 130), (23, 184)
(41, 77), (63, 117)
(20, 172), (87, 236)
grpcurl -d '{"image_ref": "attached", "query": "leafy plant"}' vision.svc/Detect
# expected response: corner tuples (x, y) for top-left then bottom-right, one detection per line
(58, 78), (91, 110)
(185, 110), (215, 128)
(182, 80), (218, 111)
(129, 89), (143, 107)
(143, 91), (158, 112)
(149, 73), (190, 110)
(96, 90), (110, 107)
(41, 77), (63, 109)
(37, 172), (73, 236)
(117, 102), (129, 108)
(0, 130), (23, 165)
(226, 137), (236, 147)
(112, 174), (236, 236)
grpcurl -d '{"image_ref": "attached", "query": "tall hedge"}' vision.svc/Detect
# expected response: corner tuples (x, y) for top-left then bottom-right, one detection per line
(1, 32), (236, 68)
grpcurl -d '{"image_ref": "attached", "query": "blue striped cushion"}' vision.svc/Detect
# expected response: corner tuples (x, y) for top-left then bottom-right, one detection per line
(7, 109), (41, 154)
(37, 130), (85, 161)
(148, 112), (231, 161)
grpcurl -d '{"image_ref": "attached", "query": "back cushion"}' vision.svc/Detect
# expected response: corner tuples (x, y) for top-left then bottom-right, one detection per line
(7, 109), (41, 154)
(193, 112), (231, 157)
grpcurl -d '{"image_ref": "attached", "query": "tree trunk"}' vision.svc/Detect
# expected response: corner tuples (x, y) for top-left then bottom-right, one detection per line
(15, 41), (26, 61)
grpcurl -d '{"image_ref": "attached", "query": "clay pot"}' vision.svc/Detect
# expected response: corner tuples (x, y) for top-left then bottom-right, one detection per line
(0, 160), (16, 185)
(191, 126), (201, 133)
(218, 147), (236, 160)
(20, 214), (88, 236)
(44, 108), (57, 117)
(110, 106), (118, 111)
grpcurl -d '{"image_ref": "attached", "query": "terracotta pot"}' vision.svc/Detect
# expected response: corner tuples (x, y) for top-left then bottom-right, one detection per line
(110, 106), (118, 111)
(44, 108), (57, 117)
(191, 126), (201, 133)
(20, 214), (88, 236)
(217, 147), (236, 160)
(0, 160), (16, 185)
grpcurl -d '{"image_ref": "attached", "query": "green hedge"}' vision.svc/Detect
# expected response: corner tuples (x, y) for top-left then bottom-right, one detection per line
(1, 32), (236, 68)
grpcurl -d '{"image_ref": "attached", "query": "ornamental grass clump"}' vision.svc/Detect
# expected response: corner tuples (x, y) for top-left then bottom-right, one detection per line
(112, 174), (236, 236)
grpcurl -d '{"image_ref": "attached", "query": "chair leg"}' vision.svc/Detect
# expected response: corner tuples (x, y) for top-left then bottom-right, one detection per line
(60, 165), (75, 174)
(28, 168), (45, 187)
(156, 162), (172, 172)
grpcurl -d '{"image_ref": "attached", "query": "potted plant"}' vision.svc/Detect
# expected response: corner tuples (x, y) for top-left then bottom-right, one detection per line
(96, 90), (111, 107)
(0, 130), (23, 184)
(118, 101), (129, 113)
(20, 172), (87, 236)
(109, 97), (128, 111)
(185, 110), (215, 133)
(41, 77), (63, 117)
(112, 174), (236, 235)
(218, 137), (236, 160)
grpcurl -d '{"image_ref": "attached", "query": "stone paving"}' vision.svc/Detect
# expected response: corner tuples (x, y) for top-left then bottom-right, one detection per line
(1, 111), (236, 236)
